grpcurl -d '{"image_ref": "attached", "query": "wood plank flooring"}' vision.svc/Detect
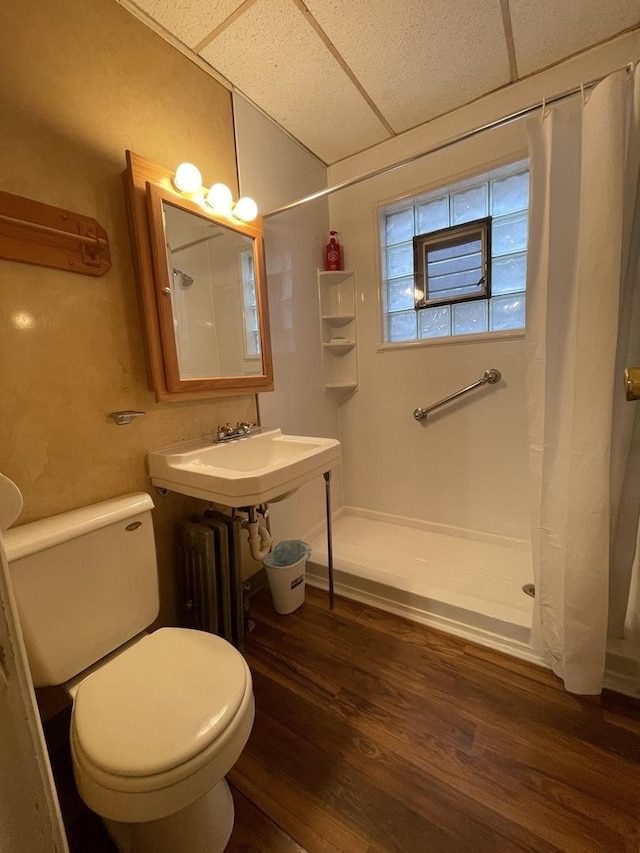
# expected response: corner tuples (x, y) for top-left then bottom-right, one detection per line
(229, 586), (640, 853)
(47, 585), (640, 852)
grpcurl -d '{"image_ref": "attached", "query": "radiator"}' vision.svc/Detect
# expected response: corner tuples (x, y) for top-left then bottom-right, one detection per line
(180, 511), (244, 649)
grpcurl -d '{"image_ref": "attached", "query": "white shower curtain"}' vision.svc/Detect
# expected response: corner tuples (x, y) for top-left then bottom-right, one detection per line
(525, 64), (640, 695)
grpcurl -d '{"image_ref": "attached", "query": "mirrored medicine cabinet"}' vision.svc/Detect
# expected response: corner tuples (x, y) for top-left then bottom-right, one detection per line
(123, 150), (273, 401)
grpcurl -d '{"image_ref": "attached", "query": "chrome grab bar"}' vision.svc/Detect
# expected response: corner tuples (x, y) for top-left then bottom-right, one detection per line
(413, 368), (501, 422)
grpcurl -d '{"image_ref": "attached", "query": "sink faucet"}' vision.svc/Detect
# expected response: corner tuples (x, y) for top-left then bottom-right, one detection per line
(216, 421), (258, 442)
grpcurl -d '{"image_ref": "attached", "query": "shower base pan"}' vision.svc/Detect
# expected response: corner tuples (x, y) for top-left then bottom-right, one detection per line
(306, 508), (540, 666)
(307, 508), (639, 695)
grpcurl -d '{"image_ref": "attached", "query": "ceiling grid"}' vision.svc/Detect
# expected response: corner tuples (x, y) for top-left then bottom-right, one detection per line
(127, 0), (640, 164)
(499, 0), (519, 81)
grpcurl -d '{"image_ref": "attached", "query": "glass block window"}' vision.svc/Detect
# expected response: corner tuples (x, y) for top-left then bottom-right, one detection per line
(380, 160), (528, 343)
(240, 249), (260, 357)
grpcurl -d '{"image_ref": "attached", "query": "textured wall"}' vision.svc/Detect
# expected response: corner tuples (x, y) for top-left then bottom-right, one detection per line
(0, 0), (258, 620)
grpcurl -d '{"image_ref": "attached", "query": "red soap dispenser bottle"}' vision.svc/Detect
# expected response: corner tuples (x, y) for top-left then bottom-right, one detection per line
(325, 230), (343, 271)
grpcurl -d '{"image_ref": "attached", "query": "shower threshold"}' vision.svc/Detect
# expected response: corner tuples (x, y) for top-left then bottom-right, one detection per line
(306, 508), (539, 666)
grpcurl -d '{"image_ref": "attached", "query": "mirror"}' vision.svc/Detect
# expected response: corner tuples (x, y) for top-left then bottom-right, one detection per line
(123, 151), (273, 400)
(147, 185), (269, 392)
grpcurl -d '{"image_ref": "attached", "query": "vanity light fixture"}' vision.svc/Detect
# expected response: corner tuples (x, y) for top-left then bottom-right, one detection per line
(172, 165), (258, 222)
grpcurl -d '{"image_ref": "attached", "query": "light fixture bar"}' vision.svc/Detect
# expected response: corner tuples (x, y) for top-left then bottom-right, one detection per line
(171, 164), (258, 222)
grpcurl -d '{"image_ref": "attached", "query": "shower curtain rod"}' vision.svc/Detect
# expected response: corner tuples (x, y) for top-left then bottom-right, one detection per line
(264, 65), (630, 219)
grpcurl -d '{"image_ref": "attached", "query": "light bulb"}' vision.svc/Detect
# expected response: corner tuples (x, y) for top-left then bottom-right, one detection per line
(173, 163), (202, 194)
(206, 183), (233, 213)
(234, 196), (258, 222)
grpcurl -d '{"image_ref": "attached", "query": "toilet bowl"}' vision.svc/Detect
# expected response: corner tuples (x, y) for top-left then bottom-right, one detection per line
(3, 492), (254, 853)
(71, 628), (254, 853)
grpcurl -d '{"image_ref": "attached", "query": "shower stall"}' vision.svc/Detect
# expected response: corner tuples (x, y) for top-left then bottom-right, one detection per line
(289, 127), (540, 672)
(235, 60), (640, 697)
(305, 363), (537, 664)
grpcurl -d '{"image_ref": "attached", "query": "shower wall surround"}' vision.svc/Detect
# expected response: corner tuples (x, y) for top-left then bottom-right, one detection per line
(326, 30), (640, 543)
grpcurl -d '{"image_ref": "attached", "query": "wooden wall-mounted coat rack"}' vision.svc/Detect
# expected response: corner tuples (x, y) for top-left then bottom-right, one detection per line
(0, 190), (110, 277)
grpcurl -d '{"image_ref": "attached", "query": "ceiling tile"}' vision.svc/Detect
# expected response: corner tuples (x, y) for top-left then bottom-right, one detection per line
(509, 0), (640, 77)
(130, 0), (248, 49)
(199, 0), (391, 163)
(303, 0), (512, 133)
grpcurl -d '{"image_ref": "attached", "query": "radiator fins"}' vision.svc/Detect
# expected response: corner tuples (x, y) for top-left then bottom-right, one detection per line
(180, 513), (244, 649)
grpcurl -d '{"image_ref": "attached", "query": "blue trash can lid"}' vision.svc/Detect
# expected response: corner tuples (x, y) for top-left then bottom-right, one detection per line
(263, 539), (311, 567)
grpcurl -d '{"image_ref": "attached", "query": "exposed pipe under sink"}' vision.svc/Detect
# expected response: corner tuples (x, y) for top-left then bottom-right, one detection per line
(239, 506), (272, 561)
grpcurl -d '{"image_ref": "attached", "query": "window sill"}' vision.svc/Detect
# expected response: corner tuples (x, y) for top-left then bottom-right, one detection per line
(377, 328), (525, 352)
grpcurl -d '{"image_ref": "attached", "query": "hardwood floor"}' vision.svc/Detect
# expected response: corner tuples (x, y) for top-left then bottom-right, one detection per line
(47, 585), (640, 852)
(229, 586), (640, 853)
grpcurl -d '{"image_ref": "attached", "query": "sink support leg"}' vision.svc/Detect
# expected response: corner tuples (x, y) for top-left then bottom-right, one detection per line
(323, 470), (335, 611)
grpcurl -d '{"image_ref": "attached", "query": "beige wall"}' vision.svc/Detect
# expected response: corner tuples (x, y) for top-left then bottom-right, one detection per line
(0, 0), (258, 621)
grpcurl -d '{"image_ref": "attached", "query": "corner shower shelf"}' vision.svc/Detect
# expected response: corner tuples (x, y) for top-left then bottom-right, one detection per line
(322, 340), (355, 354)
(318, 269), (358, 398)
(321, 313), (355, 326)
(324, 382), (358, 394)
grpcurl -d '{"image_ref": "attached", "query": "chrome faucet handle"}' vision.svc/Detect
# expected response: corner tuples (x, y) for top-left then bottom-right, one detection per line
(236, 420), (256, 433)
(216, 423), (234, 440)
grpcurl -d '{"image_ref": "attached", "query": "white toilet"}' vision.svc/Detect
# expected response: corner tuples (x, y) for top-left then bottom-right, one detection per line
(3, 491), (254, 853)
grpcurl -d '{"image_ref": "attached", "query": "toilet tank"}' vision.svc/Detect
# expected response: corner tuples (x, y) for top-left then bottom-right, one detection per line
(3, 493), (160, 687)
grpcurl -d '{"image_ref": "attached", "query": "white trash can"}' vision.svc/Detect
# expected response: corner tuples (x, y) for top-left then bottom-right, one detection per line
(263, 540), (311, 615)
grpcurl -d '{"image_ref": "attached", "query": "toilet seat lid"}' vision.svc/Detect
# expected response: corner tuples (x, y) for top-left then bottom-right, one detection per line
(72, 628), (248, 778)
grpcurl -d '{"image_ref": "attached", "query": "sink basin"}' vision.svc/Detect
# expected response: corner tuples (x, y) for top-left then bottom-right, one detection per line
(148, 428), (341, 507)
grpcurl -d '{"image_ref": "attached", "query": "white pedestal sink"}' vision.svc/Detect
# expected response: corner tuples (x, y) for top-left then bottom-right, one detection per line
(148, 428), (341, 507)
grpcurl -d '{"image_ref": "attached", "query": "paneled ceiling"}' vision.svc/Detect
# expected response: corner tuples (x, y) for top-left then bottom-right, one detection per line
(125, 0), (640, 165)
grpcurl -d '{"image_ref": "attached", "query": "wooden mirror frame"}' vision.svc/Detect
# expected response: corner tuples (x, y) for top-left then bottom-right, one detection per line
(123, 150), (273, 401)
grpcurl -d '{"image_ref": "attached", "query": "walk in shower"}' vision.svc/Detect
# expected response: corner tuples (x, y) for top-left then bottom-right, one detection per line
(307, 367), (538, 664)
(249, 62), (640, 697)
